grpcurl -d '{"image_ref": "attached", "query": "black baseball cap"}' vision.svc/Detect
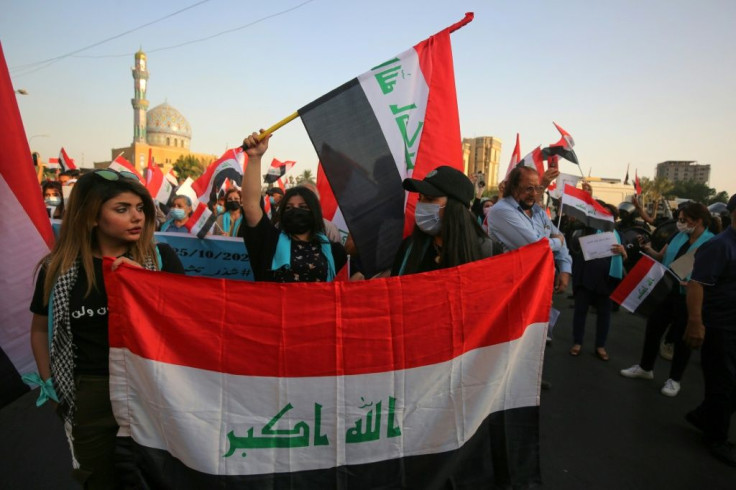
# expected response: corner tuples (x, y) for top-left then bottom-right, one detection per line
(727, 194), (736, 212)
(402, 166), (474, 205)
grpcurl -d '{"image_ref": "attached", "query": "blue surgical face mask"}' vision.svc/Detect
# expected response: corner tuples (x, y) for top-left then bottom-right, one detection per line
(170, 208), (187, 221)
(269, 196), (276, 206)
(216, 204), (224, 215)
(415, 201), (443, 236)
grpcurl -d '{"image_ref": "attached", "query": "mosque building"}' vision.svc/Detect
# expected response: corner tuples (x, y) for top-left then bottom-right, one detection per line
(106, 49), (215, 176)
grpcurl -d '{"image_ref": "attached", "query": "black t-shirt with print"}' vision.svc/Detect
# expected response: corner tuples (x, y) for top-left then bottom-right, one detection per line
(30, 243), (183, 375)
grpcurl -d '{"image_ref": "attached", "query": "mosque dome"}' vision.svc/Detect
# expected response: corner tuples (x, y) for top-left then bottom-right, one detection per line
(146, 102), (192, 149)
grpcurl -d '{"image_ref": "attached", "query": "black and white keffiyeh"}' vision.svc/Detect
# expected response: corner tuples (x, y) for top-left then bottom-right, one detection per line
(49, 254), (157, 427)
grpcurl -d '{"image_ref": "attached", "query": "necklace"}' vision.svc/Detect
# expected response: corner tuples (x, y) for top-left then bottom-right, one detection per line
(433, 242), (442, 265)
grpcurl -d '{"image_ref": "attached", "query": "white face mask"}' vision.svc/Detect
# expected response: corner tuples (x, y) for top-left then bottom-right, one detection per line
(44, 196), (61, 206)
(415, 202), (443, 236)
(676, 221), (695, 234)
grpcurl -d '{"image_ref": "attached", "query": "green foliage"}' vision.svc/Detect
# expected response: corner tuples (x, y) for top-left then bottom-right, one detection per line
(172, 155), (205, 181)
(295, 169), (315, 184)
(639, 176), (673, 207)
(710, 190), (729, 204)
(666, 180), (729, 205)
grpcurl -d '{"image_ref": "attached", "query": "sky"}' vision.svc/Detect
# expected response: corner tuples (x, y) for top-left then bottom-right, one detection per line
(3, 0), (735, 194)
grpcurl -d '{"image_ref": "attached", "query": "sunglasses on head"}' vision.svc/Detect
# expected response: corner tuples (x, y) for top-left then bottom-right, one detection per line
(93, 169), (140, 182)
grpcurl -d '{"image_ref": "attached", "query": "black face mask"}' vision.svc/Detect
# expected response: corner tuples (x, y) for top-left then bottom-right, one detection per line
(225, 201), (240, 211)
(281, 208), (315, 235)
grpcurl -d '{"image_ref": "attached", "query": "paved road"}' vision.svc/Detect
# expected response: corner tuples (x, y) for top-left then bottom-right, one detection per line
(1, 294), (734, 489)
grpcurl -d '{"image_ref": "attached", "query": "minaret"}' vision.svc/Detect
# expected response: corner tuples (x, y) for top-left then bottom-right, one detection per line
(131, 48), (149, 143)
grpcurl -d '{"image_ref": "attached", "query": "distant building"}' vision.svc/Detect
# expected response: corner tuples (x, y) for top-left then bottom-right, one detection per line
(655, 160), (710, 185)
(461, 136), (502, 190)
(100, 49), (215, 175)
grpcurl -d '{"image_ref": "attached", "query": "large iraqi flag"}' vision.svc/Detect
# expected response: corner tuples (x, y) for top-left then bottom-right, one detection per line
(0, 43), (54, 404)
(298, 13), (473, 278)
(105, 240), (552, 488)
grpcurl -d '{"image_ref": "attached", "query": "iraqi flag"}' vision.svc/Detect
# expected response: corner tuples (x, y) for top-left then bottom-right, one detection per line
(108, 153), (143, 182)
(541, 122), (578, 164)
(183, 201), (214, 238)
(263, 158), (295, 184)
(145, 151), (175, 205)
(519, 146), (545, 176)
(192, 147), (246, 207)
(503, 132), (522, 180)
(298, 13), (473, 278)
(0, 43), (54, 404)
(316, 162), (348, 236)
(560, 184), (615, 231)
(105, 239), (552, 488)
(45, 157), (60, 170)
(610, 253), (676, 316)
(58, 147), (76, 171)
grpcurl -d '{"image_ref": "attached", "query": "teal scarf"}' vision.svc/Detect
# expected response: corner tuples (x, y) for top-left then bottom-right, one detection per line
(663, 230), (714, 270)
(222, 212), (243, 237)
(271, 232), (336, 281)
(608, 230), (624, 280)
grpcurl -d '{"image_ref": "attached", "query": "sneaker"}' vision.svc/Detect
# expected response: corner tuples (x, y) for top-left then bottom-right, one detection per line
(620, 364), (654, 379)
(661, 378), (681, 397)
(660, 342), (674, 361)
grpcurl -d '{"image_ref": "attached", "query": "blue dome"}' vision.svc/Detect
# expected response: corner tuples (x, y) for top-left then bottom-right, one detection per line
(146, 102), (191, 144)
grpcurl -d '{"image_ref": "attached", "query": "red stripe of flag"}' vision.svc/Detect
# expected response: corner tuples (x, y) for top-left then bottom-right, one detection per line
(105, 240), (553, 377)
(610, 254), (655, 305)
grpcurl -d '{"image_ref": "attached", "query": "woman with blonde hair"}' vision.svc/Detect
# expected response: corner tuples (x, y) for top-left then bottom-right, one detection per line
(28, 169), (183, 489)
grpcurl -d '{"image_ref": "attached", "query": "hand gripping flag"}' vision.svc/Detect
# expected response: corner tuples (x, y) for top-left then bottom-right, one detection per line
(263, 158), (295, 184)
(58, 147), (77, 171)
(560, 184), (615, 231)
(298, 13), (474, 277)
(610, 254), (676, 316)
(108, 153), (143, 182)
(542, 122), (578, 164)
(0, 42), (54, 403)
(105, 239), (552, 488)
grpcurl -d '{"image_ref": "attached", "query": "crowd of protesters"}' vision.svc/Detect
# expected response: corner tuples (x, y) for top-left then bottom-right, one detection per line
(30, 143), (736, 486)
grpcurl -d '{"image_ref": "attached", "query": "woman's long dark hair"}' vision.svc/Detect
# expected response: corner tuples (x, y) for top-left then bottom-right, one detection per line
(275, 186), (326, 238)
(402, 198), (486, 274)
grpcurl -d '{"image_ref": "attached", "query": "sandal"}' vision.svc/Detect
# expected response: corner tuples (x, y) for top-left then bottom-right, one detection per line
(569, 344), (582, 356)
(595, 348), (609, 361)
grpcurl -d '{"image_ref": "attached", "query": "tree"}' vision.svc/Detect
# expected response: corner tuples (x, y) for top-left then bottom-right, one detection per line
(667, 180), (715, 204)
(640, 176), (673, 206)
(709, 190), (729, 205)
(295, 169), (314, 185)
(172, 155), (205, 181)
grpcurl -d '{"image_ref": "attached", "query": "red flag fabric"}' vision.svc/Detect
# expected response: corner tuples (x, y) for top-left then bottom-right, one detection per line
(503, 133), (522, 180)
(316, 162), (339, 221)
(105, 239), (551, 487)
(58, 147), (76, 171)
(610, 254), (675, 316)
(264, 158), (296, 184)
(519, 146), (545, 177)
(0, 42), (54, 394)
(634, 170), (642, 195)
(560, 184), (615, 231)
(145, 153), (174, 205)
(542, 122), (578, 164)
(299, 13), (473, 277)
(108, 154), (143, 182)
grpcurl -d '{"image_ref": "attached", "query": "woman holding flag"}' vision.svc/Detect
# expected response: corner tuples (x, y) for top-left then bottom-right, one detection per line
(392, 165), (495, 275)
(28, 169), (183, 488)
(241, 131), (346, 282)
(621, 202), (714, 397)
